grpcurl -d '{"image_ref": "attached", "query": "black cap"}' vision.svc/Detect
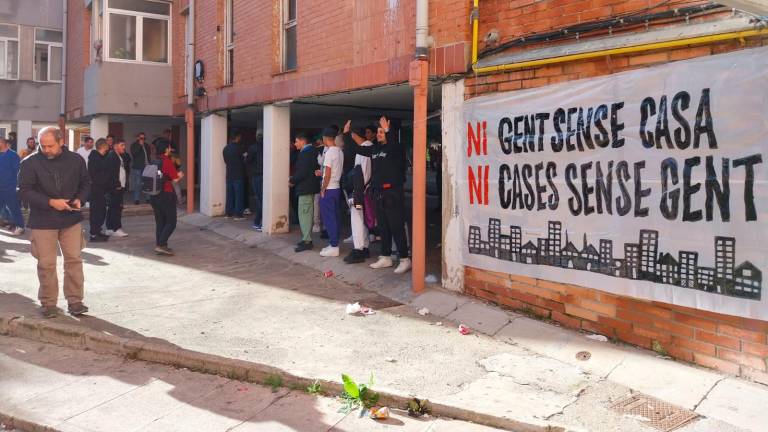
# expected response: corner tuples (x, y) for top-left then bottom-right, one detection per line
(321, 127), (336, 138)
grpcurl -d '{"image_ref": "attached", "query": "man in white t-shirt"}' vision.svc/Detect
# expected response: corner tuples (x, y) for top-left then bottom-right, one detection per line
(76, 136), (94, 167)
(318, 127), (344, 257)
(341, 120), (373, 264)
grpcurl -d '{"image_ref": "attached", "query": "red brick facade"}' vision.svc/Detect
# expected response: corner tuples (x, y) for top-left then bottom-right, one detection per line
(463, 0), (768, 381)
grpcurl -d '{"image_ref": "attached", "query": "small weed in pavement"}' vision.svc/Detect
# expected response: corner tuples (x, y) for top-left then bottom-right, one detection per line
(307, 380), (323, 395)
(264, 374), (283, 392)
(339, 373), (379, 414)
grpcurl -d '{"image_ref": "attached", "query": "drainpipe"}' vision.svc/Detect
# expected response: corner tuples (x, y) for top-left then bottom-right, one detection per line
(59, 0), (68, 146)
(186, 0), (196, 214)
(411, 0), (429, 293)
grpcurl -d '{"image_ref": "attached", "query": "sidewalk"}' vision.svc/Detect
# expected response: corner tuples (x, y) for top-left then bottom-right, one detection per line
(0, 336), (503, 432)
(0, 215), (765, 431)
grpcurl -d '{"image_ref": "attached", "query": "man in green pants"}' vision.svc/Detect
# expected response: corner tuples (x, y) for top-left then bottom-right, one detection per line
(289, 133), (320, 252)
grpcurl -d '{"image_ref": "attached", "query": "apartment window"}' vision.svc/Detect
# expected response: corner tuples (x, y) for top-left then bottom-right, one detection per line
(34, 28), (63, 82)
(0, 24), (19, 80)
(282, 0), (296, 71)
(106, 0), (170, 63)
(224, 0), (234, 85)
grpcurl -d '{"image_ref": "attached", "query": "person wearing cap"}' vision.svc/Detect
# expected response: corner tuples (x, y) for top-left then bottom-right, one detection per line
(318, 126), (344, 257)
(352, 116), (411, 274)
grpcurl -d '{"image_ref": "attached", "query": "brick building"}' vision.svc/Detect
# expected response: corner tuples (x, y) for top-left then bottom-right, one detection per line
(62, 0), (768, 382)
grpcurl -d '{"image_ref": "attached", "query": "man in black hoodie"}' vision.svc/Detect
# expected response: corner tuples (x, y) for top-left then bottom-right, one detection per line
(289, 133), (320, 252)
(245, 136), (264, 230)
(223, 131), (246, 220)
(87, 138), (111, 242)
(352, 116), (411, 274)
(105, 139), (129, 237)
(129, 132), (150, 205)
(18, 127), (92, 318)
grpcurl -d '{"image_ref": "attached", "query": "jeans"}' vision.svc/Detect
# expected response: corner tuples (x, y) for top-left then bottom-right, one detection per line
(130, 169), (143, 203)
(106, 189), (124, 231)
(298, 194), (314, 243)
(225, 179), (245, 217)
(319, 189), (341, 247)
(0, 189), (24, 228)
(251, 175), (263, 226)
(150, 192), (177, 247)
(88, 190), (107, 236)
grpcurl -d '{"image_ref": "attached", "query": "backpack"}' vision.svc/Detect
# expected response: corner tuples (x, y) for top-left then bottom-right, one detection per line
(141, 161), (164, 196)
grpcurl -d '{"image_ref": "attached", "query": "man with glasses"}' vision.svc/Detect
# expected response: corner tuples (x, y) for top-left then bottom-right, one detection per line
(129, 132), (150, 205)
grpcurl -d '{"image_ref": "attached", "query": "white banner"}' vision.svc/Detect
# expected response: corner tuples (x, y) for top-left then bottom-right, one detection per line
(460, 47), (768, 320)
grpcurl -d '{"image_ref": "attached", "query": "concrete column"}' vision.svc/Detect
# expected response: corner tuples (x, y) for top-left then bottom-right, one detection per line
(89, 115), (109, 140)
(262, 104), (291, 234)
(200, 113), (227, 217)
(16, 120), (32, 149)
(441, 79), (466, 292)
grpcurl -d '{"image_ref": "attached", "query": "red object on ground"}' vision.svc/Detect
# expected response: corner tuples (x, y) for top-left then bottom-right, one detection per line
(323, 270), (334, 278)
(458, 324), (471, 335)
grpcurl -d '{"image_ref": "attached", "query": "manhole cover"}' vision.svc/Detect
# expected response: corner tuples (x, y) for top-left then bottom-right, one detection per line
(576, 351), (591, 361)
(610, 393), (699, 432)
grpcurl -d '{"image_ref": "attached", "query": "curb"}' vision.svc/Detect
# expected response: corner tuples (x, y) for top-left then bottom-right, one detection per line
(0, 312), (565, 432)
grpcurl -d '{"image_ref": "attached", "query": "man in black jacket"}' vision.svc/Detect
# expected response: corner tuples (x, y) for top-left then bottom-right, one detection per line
(87, 139), (111, 242)
(223, 131), (246, 220)
(129, 132), (150, 204)
(289, 133), (320, 252)
(353, 116), (411, 274)
(105, 139), (129, 237)
(18, 127), (91, 318)
(245, 136), (264, 230)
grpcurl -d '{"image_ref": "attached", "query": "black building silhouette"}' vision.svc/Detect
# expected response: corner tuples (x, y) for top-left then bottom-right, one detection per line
(466, 219), (761, 301)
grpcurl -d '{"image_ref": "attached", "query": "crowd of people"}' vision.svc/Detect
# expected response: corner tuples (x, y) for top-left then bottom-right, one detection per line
(223, 116), (412, 275)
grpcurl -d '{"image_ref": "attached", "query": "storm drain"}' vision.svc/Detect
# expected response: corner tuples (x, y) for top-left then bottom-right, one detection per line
(609, 393), (699, 432)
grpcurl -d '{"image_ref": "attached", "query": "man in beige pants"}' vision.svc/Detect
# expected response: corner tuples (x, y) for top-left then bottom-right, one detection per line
(18, 127), (92, 318)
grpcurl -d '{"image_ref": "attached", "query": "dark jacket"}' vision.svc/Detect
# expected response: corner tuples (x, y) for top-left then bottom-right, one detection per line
(88, 151), (111, 193)
(290, 144), (320, 196)
(18, 148), (91, 229)
(0, 149), (20, 192)
(223, 142), (246, 181)
(350, 129), (405, 189)
(105, 150), (129, 191)
(130, 140), (150, 170)
(245, 140), (264, 177)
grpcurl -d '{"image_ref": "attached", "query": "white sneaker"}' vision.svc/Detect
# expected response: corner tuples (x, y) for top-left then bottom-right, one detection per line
(312, 224), (321, 233)
(10, 227), (24, 236)
(320, 246), (340, 257)
(370, 256), (394, 269)
(112, 229), (128, 237)
(343, 235), (353, 244)
(394, 258), (412, 274)
(104, 229), (115, 236)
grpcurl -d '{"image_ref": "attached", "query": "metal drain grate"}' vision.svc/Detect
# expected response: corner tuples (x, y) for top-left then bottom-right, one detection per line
(610, 393), (699, 432)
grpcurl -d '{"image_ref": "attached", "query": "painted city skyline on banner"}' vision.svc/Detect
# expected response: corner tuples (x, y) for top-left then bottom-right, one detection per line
(467, 219), (762, 301)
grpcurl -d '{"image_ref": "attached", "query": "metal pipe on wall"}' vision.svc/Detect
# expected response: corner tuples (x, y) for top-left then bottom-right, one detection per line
(59, 0), (68, 145)
(186, 0), (196, 214)
(411, 0), (429, 293)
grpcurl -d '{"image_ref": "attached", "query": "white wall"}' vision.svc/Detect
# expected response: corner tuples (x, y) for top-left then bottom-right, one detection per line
(262, 104), (291, 234)
(200, 113), (227, 216)
(441, 79), (465, 292)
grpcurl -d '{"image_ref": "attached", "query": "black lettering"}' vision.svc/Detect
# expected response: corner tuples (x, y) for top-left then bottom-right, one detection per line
(551, 108), (565, 152)
(660, 157), (679, 220)
(594, 104), (610, 148)
(611, 102), (626, 148)
(535, 112), (550, 152)
(671, 91), (691, 149)
(576, 107), (595, 150)
(512, 164), (523, 210)
(639, 97), (656, 149)
(683, 156), (702, 222)
(498, 117), (513, 155)
(581, 162), (595, 215)
(595, 160), (613, 215)
(655, 95), (673, 149)
(524, 115), (536, 152)
(498, 164), (512, 209)
(693, 88), (717, 149)
(705, 155), (730, 221)
(535, 162), (546, 210)
(733, 154), (762, 221)
(522, 164), (535, 210)
(634, 161), (650, 217)
(513, 115), (525, 153)
(566, 163), (582, 216)
(616, 161), (631, 216)
(546, 162), (559, 210)
(566, 107), (578, 151)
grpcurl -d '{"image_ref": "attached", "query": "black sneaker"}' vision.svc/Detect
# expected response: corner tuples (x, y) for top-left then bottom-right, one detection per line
(90, 235), (108, 242)
(294, 241), (313, 252)
(41, 306), (58, 319)
(67, 303), (89, 316)
(344, 249), (367, 264)
(361, 247), (370, 258)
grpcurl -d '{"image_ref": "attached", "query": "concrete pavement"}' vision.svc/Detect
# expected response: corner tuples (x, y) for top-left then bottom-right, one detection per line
(0, 336), (506, 432)
(0, 215), (765, 431)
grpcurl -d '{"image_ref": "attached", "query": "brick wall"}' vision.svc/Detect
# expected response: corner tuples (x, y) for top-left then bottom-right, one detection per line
(461, 0), (768, 381)
(176, 0), (471, 115)
(465, 266), (768, 383)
